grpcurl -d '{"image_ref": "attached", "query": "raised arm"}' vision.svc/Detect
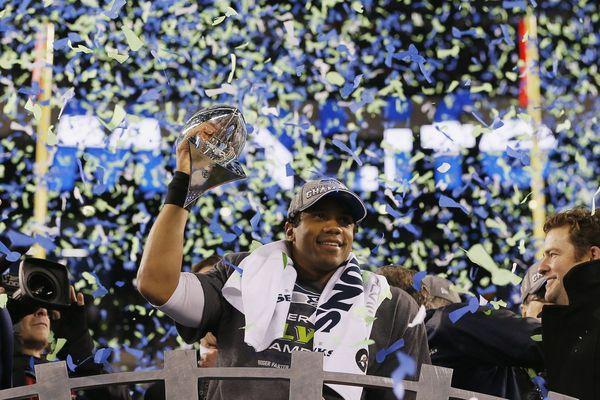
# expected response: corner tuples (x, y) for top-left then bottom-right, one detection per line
(137, 204), (189, 305)
(137, 134), (192, 306)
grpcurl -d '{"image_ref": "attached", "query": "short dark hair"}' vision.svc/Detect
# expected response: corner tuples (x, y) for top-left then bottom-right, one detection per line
(543, 207), (600, 259)
(377, 265), (427, 306)
(286, 213), (302, 227)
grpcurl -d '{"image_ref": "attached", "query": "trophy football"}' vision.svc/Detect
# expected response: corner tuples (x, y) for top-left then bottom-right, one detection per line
(177, 105), (247, 208)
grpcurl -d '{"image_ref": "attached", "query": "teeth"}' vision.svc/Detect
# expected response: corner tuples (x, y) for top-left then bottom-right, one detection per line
(319, 242), (340, 247)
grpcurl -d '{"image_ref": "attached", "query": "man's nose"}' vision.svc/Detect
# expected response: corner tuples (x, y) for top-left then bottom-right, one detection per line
(34, 308), (48, 317)
(322, 219), (343, 231)
(537, 258), (550, 275)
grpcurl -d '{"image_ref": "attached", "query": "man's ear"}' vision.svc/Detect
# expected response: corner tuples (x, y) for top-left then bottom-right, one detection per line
(590, 246), (600, 260)
(284, 221), (294, 241)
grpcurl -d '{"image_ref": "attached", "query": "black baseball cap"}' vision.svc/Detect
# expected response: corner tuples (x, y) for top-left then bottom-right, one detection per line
(287, 178), (367, 223)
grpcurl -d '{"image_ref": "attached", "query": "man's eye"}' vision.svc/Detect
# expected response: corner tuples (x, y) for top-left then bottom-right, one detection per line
(339, 217), (353, 226)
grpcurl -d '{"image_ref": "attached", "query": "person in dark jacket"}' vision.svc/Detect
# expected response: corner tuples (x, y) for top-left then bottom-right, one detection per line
(538, 207), (600, 400)
(0, 307), (13, 390)
(517, 264), (549, 400)
(378, 266), (544, 400)
(9, 287), (131, 400)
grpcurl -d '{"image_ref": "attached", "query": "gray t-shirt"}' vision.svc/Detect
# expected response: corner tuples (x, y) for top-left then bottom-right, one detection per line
(176, 252), (431, 400)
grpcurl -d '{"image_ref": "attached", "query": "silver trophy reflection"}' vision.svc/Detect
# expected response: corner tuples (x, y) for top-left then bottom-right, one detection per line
(177, 105), (247, 208)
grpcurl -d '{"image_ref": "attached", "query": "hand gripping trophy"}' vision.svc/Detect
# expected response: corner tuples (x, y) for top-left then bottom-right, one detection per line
(176, 105), (247, 208)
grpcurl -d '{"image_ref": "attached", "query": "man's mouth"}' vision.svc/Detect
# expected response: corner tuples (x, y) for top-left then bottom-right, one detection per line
(317, 240), (342, 248)
(33, 322), (48, 328)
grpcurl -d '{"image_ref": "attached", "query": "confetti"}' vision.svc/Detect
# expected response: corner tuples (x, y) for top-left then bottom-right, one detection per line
(436, 162), (451, 173)
(66, 354), (77, 372)
(407, 305), (426, 328)
(122, 25), (144, 52)
(391, 351), (417, 399)
(464, 244), (522, 286)
(375, 338), (404, 364)
(0, 239), (21, 262)
(439, 194), (468, 215)
(449, 295), (480, 324)
(102, 104), (126, 131)
(104, 0), (126, 19)
(325, 71), (345, 86)
(47, 338), (67, 361)
(282, 252), (288, 270)
(0, 2), (596, 389)
(332, 139), (363, 166)
(592, 186), (600, 216)
(412, 271), (426, 291)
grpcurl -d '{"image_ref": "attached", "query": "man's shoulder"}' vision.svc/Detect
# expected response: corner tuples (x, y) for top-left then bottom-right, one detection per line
(221, 251), (250, 267)
(203, 252), (250, 278)
(388, 285), (420, 310)
(375, 285), (420, 323)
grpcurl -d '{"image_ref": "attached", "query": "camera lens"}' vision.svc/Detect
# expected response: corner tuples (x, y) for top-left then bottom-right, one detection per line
(27, 272), (57, 301)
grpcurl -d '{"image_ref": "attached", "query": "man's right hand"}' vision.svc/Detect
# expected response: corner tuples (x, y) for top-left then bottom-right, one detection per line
(176, 121), (219, 175)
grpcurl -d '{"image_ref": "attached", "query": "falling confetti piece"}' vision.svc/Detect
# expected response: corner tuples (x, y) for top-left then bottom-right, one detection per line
(122, 25), (144, 51)
(437, 162), (451, 173)
(325, 71), (345, 86)
(407, 305), (426, 328)
(102, 104), (126, 131)
(464, 244), (522, 286)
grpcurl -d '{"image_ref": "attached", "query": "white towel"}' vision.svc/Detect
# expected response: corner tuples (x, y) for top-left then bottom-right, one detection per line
(222, 240), (389, 400)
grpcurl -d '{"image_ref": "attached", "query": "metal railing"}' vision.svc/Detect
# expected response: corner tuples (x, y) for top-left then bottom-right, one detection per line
(0, 350), (577, 400)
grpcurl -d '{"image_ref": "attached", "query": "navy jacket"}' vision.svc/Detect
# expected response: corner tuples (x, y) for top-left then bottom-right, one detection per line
(426, 303), (544, 399)
(0, 308), (13, 389)
(542, 259), (600, 400)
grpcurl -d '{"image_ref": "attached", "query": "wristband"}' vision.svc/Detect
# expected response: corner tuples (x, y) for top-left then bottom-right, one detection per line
(165, 171), (192, 211)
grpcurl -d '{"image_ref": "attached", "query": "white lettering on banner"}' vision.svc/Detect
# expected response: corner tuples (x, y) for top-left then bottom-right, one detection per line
(313, 347), (334, 357)
(287, 313), (311, 323)
(315, 265), (363, 333)
(268, 342), (313, 353)
(257, 360), (290, 369)
(277, 293), (292, 303)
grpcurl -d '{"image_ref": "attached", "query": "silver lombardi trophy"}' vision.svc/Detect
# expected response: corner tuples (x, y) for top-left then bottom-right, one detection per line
(177, 105), (247, 208)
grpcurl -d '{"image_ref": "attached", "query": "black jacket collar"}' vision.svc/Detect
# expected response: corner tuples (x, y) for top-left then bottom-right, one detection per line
(563, 259), (600, 307)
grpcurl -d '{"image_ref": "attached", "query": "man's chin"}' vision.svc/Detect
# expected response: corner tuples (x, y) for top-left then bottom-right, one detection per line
(545, 288), (562, 305)
(22, 338), (49, 352)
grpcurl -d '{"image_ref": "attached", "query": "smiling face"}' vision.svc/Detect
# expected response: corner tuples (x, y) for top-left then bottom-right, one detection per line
(18, 308), (50, 354)
(539, 226), (588, 305)
(285, 197), (355, 283)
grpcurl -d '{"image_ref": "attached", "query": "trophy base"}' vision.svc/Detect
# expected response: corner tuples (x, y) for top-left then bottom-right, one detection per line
(184, 160), (246, 209)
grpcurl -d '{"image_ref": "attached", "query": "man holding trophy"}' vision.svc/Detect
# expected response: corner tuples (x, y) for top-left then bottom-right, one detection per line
(137, 105), (430, 400)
